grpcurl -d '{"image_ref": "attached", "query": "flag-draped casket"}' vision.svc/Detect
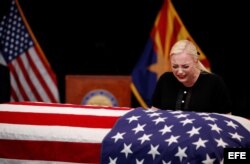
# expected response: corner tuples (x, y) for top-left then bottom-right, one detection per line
(0, 102), (249, 163)
(101, 108), (250, 163)
(0, 102), (131, 163)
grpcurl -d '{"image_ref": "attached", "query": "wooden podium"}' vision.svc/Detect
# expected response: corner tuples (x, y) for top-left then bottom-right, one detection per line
(65, 75), (131, 107)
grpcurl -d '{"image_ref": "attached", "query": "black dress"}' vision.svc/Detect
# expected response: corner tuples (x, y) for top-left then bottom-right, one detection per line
(152, 71), (232, 113)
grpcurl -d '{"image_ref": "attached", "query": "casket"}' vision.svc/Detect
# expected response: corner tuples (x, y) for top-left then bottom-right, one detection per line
(0, 102), (249, 163)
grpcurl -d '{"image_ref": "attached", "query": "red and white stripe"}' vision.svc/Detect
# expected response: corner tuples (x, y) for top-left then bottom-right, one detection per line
(9, 46), (59, 103)
(0, 102), (132, 163)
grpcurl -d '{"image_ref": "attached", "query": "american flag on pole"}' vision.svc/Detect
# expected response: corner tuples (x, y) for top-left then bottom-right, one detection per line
(0, 0), (59, 102)
(101, 108), (250, 163)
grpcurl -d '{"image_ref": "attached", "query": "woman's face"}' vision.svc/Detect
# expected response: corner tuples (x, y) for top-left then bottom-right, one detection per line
(170, 52), (197, 85)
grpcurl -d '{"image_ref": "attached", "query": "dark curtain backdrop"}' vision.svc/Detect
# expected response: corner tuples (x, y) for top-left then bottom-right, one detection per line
(1, 0), (249, 117)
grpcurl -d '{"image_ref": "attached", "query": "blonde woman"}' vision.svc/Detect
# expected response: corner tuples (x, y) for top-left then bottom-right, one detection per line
(152, 40), (232, 114)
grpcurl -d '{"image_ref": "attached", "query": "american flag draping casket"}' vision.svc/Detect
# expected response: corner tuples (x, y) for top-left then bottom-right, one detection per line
(101, 107), (250, 164)
(0, 102), (250, 163)
(0, 102), (131, 163)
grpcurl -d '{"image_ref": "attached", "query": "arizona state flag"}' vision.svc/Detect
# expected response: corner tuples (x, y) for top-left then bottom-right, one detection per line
(131, 0), (210, 108)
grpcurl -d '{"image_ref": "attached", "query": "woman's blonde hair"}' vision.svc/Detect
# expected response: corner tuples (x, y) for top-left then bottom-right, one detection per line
(169, 39), (209, 72)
